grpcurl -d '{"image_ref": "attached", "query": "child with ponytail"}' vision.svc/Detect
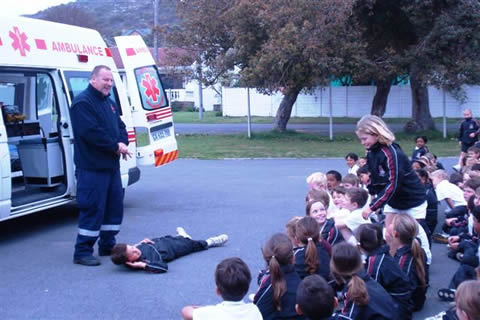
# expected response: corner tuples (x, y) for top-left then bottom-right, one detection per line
(254, 233), (303, 320)
(387, 213), (429, 311)
(306, 192), (343, 246)
(356, 223), (413, 319)
(294, 216), (331, 281)
(331, 242), (396, 320)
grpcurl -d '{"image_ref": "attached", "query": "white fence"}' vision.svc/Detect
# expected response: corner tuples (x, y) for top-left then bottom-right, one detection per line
(222, 85), (480, 118)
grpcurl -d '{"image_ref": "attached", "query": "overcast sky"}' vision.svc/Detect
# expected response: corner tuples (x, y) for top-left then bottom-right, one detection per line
(0, 0), (74, 16)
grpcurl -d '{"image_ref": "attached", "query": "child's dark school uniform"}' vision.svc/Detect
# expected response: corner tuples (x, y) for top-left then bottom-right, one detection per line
(340, 271), (397, 320)
(294, 242), (331, 281)
(393, 244), (429, 311)
(364, 246), (413, 319)
(134, 235), (208, 273)
(321, 218), (344, 246)
(411, 146), (428, 161)
(449, 234), (479, 289)
(424, 183), (438, 236)
(254, 264), (304, 320)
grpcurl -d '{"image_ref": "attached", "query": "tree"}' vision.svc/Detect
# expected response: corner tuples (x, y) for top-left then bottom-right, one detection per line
(167, 0), (361, 131)
(352, 0), (480, 131)
(37, 4), (98, 30)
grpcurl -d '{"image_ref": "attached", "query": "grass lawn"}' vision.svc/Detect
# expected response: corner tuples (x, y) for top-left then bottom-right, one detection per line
(176, 131), (460, 159)
(173, 111), (463, 125)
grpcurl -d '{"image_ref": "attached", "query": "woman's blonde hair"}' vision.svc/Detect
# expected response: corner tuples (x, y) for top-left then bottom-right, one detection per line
(356, 115), (395, 146)
(455, 280), (480, 319)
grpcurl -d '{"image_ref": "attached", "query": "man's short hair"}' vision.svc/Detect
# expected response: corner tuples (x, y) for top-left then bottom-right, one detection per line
(326, 170), (342, 182)
(111, 243), (128, 265)
(90, 65), (111, 80)
(345, 187), (368, 208)
(296, 275), (334, 319)
(215, 257), (251, 301)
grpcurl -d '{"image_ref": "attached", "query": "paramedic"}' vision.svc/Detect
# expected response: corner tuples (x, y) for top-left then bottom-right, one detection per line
(70, 65), (131, 266)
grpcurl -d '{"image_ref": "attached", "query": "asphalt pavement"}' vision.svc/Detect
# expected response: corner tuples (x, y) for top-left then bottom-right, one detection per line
(0, 157), (460, 320)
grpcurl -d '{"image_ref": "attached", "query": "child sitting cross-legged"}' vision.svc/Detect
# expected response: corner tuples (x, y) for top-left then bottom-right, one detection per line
(181, 257), (262, 320)
(293, 216), (331, 281)
(254, 233), (304, 320)
(306, 191), (343, 246)
(335, 187), (370, 245)
(295, 274), (347, 320)
(356, 223), (413, 319)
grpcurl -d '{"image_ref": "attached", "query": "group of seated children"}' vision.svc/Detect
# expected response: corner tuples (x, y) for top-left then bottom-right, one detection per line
(110, 146), (480, 320)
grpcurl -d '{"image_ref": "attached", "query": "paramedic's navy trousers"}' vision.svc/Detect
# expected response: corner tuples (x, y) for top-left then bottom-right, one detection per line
(74, 168), (124, 259)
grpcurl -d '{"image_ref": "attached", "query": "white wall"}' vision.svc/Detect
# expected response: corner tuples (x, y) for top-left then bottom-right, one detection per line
(222, 85), (480, 118)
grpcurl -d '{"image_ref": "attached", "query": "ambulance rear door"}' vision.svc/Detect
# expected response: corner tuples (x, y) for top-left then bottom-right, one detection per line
(0, 105), (11, 219)
(114, 35), (178, 167)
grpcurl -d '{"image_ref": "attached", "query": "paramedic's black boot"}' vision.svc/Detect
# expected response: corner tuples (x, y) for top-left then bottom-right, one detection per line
(74, 256), (101, 266)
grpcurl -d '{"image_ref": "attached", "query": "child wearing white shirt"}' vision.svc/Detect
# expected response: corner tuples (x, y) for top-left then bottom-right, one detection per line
(336, 187), (370, 244)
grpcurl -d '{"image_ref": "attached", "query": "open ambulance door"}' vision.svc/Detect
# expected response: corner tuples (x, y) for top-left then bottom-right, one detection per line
(0, 107), (11, 218)
(114, 35), (178, 167)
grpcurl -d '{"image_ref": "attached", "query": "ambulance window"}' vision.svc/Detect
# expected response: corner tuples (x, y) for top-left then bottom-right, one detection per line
(134, 66), (168, 110)
(0, 84), (15, 105)
(37, 74), (57, 116)
(64, 71), (122, 115)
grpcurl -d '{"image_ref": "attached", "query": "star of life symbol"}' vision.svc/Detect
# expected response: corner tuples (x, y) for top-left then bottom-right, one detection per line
(9, 26), (30, 57)
(141, 74), (160, 103)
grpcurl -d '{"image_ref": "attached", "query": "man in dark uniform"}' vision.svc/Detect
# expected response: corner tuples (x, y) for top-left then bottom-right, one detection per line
(70, 65), (131, 266)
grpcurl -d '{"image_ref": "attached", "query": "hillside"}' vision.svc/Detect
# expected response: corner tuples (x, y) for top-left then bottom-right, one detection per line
(30, 0), (180, 46)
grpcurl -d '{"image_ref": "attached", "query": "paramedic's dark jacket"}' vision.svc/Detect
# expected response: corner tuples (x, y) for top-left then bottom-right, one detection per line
(70, 84), (128, 171)
(367, 142), (425, 211)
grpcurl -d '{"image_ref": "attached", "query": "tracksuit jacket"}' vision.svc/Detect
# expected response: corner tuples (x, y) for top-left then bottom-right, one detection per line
(254, 264), (304, 320)
(70, 84), (128, 171)
(366, 142), (426, 211)
(393, 244), (429, 311)
(134, 236), (208, 273)
(458, 118), (479, 145)
(293, 242), (331, 281)
(321, 218), (344, 247)
(411, 146), (428, 160)
(340, 271), (397, 320)
(364, 246), (413, 319)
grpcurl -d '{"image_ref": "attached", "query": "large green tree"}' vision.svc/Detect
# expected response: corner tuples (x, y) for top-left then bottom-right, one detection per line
(167, 0), (363, 131)
(353, 0), (480, 130)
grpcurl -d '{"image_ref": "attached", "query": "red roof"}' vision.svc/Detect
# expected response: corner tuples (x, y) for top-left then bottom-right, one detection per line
(110, 47), (194, 69)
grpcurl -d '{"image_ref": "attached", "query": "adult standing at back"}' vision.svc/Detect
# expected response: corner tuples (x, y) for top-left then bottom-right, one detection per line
(356, 115), (432, 263)
(454, 109), (480, 171)
(70, 65), (131, 266)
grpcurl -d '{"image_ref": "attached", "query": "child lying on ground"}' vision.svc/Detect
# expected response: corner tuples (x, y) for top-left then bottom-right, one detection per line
(110, 227), (227, 272)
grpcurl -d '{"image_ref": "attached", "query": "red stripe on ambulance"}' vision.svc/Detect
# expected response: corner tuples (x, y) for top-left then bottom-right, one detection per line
(0, 37), (2, 46)
(35, 39), (47, 50)
(145, 107), (172, 122)
(126, 48), (136, 56)
(127, 130), (136, 143)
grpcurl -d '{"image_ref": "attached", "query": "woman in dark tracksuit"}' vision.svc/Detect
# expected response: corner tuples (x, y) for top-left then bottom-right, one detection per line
(331, 242), (397, 320)
(356, 224), (413, 319)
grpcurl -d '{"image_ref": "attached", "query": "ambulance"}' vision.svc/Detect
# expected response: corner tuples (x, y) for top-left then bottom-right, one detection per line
(0, 16), (178, 221)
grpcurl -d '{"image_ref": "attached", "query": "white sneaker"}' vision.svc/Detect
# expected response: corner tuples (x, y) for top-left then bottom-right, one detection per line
(452, 164), (461, 172)
(176, 227), (192, 239)
(206, 234), (228, 247)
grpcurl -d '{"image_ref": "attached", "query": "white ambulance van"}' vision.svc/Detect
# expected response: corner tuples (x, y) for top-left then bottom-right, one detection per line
(0, 16), (178, 221)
